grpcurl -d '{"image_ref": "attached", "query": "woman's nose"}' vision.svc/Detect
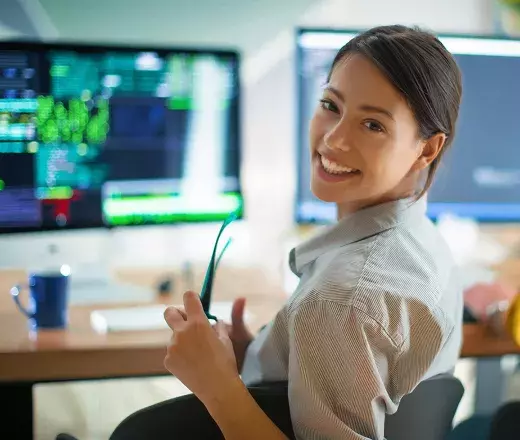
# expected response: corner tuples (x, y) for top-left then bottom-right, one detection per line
(324, 124), (351, 152)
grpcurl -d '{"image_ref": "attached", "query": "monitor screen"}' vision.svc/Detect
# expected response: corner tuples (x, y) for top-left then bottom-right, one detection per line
(0, 41), (241, 233)
(296, 29), (520, 223)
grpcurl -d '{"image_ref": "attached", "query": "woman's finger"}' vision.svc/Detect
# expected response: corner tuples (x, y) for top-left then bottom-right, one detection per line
(215, 320), (230, 340)
(176, 306), (188, 320)
(183, 291), (207, 322)
(164, 306), (187, 331)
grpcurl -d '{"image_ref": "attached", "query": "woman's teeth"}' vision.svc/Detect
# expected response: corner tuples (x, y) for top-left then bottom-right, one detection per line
(320, 155), (358, 174)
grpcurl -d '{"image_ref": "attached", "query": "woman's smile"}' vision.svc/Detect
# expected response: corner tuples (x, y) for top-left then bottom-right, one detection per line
(314, 153), (361, 183)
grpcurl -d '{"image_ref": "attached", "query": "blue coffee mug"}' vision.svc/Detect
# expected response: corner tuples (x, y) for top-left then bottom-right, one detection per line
(11, 272), (70, 329)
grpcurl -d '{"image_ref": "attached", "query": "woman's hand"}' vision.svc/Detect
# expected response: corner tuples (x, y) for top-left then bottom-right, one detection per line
(163, 291), (241, 404)
(164, 292), (289, 440)
(222, 297), (254, 373)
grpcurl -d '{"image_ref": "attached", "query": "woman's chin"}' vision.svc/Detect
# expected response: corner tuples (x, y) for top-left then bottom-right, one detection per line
(312, 193), (340, 203)
(310, 184), (346, 203)
(310, 168), (363, 204)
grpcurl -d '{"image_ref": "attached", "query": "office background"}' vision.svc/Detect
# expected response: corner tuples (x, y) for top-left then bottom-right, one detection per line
(0, 0), (497, 276)
(1, 0), (519, 439)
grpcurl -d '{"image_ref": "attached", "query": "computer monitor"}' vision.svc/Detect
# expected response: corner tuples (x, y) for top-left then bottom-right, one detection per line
(296, 29), (520, 224)
(0, 41), (242, 234)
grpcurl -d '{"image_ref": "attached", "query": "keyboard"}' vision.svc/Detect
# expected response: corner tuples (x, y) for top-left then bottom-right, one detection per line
(90, 301), (253, 333)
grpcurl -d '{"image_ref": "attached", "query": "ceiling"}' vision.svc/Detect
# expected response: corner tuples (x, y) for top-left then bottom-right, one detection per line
(1, 0), (318, 51)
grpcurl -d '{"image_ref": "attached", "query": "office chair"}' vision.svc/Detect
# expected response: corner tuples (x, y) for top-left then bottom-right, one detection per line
(81, 373), (462, 440)
(56, 382), (294, 440)
(485, 400), (520, 440)
(447, 414), (492, 440)
(106, 381), (294, 439)
(447, 401), (520, 440)
(384, 373), (464, 440)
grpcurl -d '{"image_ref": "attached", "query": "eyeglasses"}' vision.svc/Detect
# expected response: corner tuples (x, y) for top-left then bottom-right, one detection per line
(200, 208), (240, 321)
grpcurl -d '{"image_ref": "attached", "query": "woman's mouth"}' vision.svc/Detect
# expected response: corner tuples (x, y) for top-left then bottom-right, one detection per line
(315, 154), (361, 182)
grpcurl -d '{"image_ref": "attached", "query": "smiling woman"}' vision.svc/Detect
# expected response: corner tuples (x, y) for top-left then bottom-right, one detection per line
(308, 31), (460, 216)
(125, 25), (466, 440)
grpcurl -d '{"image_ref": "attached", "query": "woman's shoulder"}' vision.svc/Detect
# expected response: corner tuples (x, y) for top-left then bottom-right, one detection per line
(313, 218), (454, 298)
(288, 233), (381, 308)
(353, 221), (460, 342)
(291, 218), (456, 299)
(288, 220), (460, 342)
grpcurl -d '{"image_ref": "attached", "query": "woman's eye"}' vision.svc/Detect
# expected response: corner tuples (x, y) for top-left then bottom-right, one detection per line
(319, 99), (339, 113)
(363, 120), (384, 133)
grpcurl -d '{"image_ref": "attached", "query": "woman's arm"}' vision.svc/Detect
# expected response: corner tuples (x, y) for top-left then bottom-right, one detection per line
(203, 377), (289, 440)
(162, 292), (289, 440)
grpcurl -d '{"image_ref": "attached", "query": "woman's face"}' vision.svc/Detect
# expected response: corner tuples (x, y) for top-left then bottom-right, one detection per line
(309, 53), (432, 214)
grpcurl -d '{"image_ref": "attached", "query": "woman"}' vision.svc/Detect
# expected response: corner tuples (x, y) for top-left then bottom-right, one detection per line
(163, 25), (464, 439)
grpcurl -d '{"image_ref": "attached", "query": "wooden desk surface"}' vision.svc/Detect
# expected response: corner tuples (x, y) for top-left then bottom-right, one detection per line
(1, 267), (520, 383)
(0, 266), (286, 382)
(461, 322), (520, 358)
(2, 310), (519, 383)
(0, 293), (283, 382)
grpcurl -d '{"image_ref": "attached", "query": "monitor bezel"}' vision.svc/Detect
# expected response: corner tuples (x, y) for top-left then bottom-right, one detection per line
(0, 39), (243, 234)
(294, 27), (520, 225)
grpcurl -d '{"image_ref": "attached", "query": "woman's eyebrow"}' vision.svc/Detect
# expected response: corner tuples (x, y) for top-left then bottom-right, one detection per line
(325, 85), (395, 121)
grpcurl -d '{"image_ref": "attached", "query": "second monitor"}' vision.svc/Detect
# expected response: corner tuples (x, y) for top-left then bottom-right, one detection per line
(0, 41), (242, 234)
(296, 29), (520, 224)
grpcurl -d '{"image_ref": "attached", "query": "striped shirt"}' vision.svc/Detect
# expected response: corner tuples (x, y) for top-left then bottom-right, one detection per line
(241, 197), (463, 439)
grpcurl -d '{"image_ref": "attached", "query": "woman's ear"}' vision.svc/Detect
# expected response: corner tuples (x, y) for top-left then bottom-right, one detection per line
(412, 133), (447, 171)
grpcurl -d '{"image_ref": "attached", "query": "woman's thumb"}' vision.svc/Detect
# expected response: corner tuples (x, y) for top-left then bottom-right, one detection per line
(215, 320), (230, 340)
(231, 297), (246, 328)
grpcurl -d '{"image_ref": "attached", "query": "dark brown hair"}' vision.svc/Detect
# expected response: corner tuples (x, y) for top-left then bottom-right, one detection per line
(328, 25), (462, 199)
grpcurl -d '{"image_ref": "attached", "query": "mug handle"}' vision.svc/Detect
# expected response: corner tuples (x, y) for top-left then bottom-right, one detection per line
(10, 285), (33, 318)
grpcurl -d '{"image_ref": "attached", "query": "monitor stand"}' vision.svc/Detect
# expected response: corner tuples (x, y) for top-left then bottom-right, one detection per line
(42, 233), (156, 307)
(67, 263), (156, 306)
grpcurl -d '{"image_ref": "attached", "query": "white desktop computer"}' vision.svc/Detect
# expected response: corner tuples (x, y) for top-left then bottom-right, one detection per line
(0, 39), (243, 305)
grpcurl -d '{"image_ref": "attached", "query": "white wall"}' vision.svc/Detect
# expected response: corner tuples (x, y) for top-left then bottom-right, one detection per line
(0, 0), (493, 283)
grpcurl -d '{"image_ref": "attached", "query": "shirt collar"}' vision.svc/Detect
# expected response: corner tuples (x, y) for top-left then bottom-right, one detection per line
(289, 197), (427, 276)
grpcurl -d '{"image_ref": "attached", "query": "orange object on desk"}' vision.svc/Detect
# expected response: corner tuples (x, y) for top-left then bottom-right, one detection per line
(506, 294), (520, 346)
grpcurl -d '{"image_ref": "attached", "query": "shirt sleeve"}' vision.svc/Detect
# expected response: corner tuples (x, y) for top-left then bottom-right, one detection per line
(287, 299), (445, 440)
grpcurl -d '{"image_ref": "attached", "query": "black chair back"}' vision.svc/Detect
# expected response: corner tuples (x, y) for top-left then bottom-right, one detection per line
(384, 373), (464, 440)
(109, 381), (294, 440)
(108, 374), (463, 440)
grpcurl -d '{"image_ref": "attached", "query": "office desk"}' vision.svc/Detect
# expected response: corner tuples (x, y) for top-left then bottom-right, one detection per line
(1, 311), (516, 382)
(2, 307), (519, 440)
(2, 262), (520, 440)
(0, 292), (283, 439)
(462, 323), (520, 357)
(0, 296), (281, 382)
